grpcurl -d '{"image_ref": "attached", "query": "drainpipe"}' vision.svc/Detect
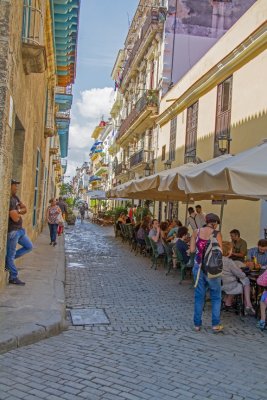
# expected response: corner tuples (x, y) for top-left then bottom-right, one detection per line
(170, 0), (178, 85)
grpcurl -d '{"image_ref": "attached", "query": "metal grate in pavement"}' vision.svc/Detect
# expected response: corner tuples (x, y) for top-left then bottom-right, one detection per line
(70, 308), (110, 326)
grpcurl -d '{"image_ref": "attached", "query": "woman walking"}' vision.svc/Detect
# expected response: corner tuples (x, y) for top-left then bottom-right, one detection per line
(190, 213), (223, 333)
(47, 198), (62, 246)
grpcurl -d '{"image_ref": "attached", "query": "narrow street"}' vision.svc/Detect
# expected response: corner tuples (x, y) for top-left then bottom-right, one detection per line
(0, 222), (267, 400)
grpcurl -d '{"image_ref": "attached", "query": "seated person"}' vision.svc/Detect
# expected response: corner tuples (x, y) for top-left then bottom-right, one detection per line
(125, 215), (131, 224)
(229, 229), (247, 262)
(167, 219), (182, 241)
(117, 212), (126, 224)
(116, 212), (126, 230)
(247, 239), (267, 266)
(160, 221), (169, 241)
(222, 242), (255, 315)
(176, 226), (190, 265)
(149, 219), (164, 255)
(256, 270), (267, 331)
(136, 220), (150, 246)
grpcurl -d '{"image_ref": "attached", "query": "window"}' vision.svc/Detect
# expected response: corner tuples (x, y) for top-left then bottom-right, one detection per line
(214, 76), (233, 156)
(169, 117), (177, 161)
(33, 148), (40, 226)
(150, 61), (155, 89)
(185, 101), (199, 163)
(161, 145), (166, 161)
(41, 166), (48, 222)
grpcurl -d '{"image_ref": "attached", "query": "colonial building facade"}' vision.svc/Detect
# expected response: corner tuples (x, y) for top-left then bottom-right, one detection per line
(156, 0), (267, 245)
(110, 0), (256, 189)
(108, 0), (265, 246)
(0, 0), (80, 287)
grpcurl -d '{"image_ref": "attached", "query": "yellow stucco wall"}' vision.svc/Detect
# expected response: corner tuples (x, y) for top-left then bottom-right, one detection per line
(155, 48), (267, 247)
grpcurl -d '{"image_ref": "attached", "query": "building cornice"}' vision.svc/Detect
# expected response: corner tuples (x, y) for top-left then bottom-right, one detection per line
(156, 22), (267, 127)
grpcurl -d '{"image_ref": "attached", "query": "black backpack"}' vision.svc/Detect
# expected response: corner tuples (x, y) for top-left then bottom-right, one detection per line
(202, 231), (223, 278)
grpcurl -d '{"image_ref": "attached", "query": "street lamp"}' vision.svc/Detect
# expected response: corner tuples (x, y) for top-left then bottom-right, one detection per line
(144, 163), (151, 177)
(218, 133), (231, 154)
(164, 159), (172, 170)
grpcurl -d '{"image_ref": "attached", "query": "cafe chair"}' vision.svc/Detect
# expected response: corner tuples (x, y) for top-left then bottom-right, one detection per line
(174, 247), (194, 284)
(148, 237), (166, 270)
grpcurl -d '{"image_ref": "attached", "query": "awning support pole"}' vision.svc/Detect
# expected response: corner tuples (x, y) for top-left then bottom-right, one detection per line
(184, 195), (189, 225)
(219, 197), (225, 232)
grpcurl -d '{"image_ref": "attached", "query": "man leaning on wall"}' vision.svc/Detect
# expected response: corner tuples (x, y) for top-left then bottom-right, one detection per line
(5, 180), (33, 285)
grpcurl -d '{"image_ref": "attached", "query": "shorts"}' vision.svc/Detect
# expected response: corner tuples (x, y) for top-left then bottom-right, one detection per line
(260, 290), (267, 304)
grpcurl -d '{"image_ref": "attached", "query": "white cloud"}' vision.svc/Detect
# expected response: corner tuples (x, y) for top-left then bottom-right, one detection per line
(66, 86), (115, 179)
(77, 87), (114, 120)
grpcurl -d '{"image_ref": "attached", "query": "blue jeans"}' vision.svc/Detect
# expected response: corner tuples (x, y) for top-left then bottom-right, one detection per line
(6, 228), (33, 279)
(193, 264), (222, 328)
(48, 223), (58, 243)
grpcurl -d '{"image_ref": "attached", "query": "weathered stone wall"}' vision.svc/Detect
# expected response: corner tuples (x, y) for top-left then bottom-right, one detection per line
(0, 0), (52, 288)
(0, 0), (12, 288)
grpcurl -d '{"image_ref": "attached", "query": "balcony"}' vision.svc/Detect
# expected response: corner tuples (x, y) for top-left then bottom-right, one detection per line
(129, 149), (145, 168)
(121, 8), (165, 85)
(129, 148), (154, 169)
(56, 110), (70, 120)
(56, 86), (72, 95)
(114, 162), (128, 177)
(117, 90), (159, 144)
(49, 147), (59, 156)
(21, 1), (47, 74)
(44, 89), (56, 138)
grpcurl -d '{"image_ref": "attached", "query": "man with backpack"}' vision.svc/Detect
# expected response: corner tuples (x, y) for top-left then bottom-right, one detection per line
(190, 213), (223, 333)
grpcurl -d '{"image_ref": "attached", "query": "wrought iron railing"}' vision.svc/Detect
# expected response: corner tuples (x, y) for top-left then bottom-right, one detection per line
(115, 162), (123, 176)
(129, 149), (144, 167)
(117, 90), (159, 140)
(56, 111), (71, 120)
(122, 9), (164, 82)
(56, 86), (72, 95)
(22, 1), (44, 46)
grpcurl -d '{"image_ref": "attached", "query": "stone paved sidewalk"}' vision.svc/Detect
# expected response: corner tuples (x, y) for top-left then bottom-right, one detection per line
(0, 221), (266, 400)
(0, 228), (66, 354)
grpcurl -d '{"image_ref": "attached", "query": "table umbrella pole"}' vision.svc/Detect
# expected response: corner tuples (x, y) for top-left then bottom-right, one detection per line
(219, 197), (225, 232)
(184, 195), (189, 225)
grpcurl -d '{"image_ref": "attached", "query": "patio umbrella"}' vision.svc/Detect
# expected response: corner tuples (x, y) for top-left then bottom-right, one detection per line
(180, 141), (267, 199)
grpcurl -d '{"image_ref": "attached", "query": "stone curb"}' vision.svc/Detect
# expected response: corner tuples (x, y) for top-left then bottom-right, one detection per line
(0, 230), (67, 355)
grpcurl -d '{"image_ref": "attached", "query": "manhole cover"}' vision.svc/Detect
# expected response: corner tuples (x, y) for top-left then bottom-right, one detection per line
(70, 308), (110, 326)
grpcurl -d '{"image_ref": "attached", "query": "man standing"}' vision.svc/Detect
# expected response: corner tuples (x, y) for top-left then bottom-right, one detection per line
(187, 207), (199, 231)
(5, 179), (33, 285)
(195, 204), (206, 228)
(229, 229), (247, 262)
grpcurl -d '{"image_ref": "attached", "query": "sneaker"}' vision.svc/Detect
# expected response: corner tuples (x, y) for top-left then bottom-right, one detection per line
(49, 242), (53, 245)
(256, 320), (266, 331)
(9, 278), (26, 286)
(53, 242), (57, 247)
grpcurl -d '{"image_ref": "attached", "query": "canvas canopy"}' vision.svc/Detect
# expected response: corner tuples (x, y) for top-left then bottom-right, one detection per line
(180, 141), (267, 199)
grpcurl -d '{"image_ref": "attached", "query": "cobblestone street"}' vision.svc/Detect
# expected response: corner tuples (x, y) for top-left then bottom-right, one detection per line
(0, 222), (267, 400)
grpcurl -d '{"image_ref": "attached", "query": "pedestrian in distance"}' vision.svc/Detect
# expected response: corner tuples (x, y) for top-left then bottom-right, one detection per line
(6, 179), (33, 285)
(57, 196), (67, 236)
(79, 203), (86, 223)
(47, 198), (62, 246)
(195, 204), (206, 228)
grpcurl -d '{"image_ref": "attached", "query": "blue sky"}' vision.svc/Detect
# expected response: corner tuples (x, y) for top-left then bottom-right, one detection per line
(67, 0), (138, 176)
